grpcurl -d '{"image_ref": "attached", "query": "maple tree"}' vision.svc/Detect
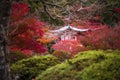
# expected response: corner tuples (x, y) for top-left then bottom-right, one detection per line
(52, 39), (86, 56)
(78, 25), (120, 50)
(37, 27), (58, 44)
(9, 3), (46, 55)
(114, 8), (120, 14)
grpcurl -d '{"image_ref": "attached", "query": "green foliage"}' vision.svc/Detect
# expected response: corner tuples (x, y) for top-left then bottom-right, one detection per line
(101, 0), (120, 26)
(28, 0), (65, 26)
(10, 55), (60, 80)
(40, 12), (64, 26)
(76, 57), (120, 80)
(9, 50), (28, 64)
(36, 50), (120, 80)
(27, 0), (120, 26)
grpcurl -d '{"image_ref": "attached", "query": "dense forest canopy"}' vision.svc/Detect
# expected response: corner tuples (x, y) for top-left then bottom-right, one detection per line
(28, 0), (120, 26)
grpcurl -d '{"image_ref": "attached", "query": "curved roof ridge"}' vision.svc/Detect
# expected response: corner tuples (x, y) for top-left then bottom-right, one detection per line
(49, 25), (89, 32)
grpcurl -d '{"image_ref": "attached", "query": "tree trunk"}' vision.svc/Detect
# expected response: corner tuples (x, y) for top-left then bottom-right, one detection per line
(0, 0), (11, 80)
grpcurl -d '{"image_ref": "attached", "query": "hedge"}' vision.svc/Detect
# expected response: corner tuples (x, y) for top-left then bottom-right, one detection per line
(10, 55), (60, 80)
(36, 50), (120, 80)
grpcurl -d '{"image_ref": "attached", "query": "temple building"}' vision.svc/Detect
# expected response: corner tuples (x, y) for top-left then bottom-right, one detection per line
(48, 25), (90, 41)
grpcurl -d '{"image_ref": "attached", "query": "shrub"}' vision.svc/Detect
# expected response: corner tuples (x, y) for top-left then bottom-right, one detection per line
(9, 50), (28, 64)
(10, 55), (60, 80)
(76, 57), (120, 80)
(53, 50), (71, 61)
(36, 50), (120, 80)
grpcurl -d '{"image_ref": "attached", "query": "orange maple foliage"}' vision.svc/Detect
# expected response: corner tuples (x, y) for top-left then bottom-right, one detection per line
(37, 37), (58, 44)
